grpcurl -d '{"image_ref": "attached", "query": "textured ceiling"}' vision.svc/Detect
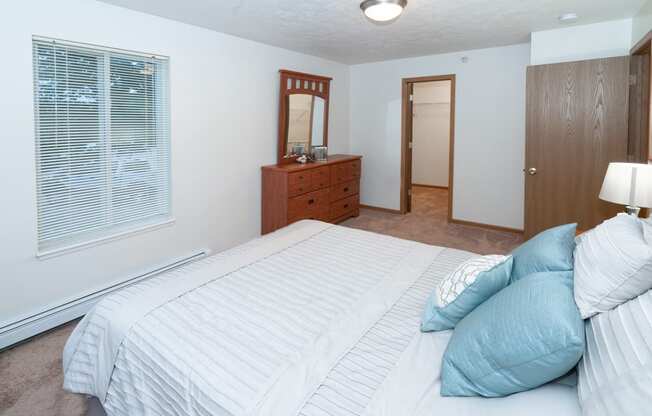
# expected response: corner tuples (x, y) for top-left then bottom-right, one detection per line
(98, 0), (645, 64)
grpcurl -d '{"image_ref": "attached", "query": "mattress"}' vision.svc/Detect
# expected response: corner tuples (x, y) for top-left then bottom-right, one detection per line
(64, 220), (581, 416)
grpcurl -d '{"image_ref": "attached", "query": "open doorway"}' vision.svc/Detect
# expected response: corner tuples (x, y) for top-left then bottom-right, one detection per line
(400, 75), (456, 219)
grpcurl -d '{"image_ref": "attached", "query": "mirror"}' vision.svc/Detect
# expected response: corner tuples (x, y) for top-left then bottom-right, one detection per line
(278, 70), (331, 164)
(285, 94), (326, 157)
(312, 97), (325, 147)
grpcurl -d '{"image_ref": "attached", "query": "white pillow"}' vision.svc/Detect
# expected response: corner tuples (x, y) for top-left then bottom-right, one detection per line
(577, 288), (652, 415)
(574, 213), (652, 319)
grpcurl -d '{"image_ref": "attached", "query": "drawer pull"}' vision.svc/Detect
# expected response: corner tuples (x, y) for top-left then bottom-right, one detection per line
(299, 175), (304, 179)
(308, 199), (315, 204)
(343, 187), (349, 192)
(344, 204), (349, 209)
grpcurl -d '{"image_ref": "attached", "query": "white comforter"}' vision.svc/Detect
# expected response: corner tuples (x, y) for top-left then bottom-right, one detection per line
(63, 221), (581, 416)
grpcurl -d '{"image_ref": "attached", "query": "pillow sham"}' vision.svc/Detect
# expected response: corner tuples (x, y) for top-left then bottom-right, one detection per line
(574, 213), (652, 318)
(510, 223), (576, 283)
(578, 288), (652, 416)
(420, 255), (513, 332)
(440, 270), (584, 397)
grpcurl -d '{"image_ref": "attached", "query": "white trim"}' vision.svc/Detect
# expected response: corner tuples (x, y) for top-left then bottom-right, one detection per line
(32, 35), (169, 60)
(0, 249), (209, 350)
(37, 217), (175, 260)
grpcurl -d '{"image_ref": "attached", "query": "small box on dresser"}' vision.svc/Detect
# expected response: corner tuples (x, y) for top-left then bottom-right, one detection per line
(261, 155), (362, 234)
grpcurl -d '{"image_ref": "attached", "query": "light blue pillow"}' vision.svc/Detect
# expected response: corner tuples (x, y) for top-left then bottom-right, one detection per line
(440, 270), (584, 397)
(510, 223), (576, 283)
(421, 256), (513, 331)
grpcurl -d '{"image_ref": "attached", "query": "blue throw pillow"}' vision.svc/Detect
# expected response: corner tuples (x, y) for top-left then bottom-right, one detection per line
(440, 270), (584, 397)
(510, 223), (576, 283)
(421, 255), (513, 331)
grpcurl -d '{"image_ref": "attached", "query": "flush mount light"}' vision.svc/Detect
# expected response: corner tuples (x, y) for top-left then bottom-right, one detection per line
(360, 0), (408, 22)
(559, 13), (579, 23)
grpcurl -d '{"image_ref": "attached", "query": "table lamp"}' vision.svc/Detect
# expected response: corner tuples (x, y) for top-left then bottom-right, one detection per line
(599, 162), (652, 216)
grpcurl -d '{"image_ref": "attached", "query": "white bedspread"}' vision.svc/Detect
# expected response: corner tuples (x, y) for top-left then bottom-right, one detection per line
(63, 221), (581, 416)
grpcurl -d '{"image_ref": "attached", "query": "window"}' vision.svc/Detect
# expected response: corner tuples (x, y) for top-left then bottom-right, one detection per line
(32, 38), (171, 255)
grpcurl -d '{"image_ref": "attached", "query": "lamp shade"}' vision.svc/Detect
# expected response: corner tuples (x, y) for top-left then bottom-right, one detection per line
(599, 163), (652, 208)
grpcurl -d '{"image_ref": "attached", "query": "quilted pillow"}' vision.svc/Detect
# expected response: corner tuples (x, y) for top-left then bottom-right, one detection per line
(421, 255), (513, 332)
(578, 288), (652, 416)
(574, 213), (652, 318)
(440, 270), (585, 397)
(510, 223), (576, 283)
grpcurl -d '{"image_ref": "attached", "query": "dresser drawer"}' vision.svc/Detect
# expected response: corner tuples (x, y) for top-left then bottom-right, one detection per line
(310, 166), (331, 191)
(288, 207), (330, 223)
(288, 188), (329, 220)
(331, 162), (350, 184)
(288, 170), (310, 185)
(349, 159), (361, 180)
(330, 194), (359, 220)
(330, 180), (359, 202)
(288, 171), (311, 197)
(331, 160), (361, 185)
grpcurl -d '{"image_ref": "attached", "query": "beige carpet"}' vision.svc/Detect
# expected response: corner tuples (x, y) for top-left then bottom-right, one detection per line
(343, 187), (523, 255)
(0, 187), (522, 416)
(0, 322), (84, 416)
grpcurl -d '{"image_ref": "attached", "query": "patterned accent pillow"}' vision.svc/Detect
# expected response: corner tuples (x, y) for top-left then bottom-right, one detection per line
(437, 255), (507, 307)
(421, 255), (513, 332)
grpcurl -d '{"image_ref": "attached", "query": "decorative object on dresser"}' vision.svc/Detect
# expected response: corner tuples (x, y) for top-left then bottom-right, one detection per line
(278, 69), (331, 165)
(311, 145), (328, 161)
(261, 155), (362, 234)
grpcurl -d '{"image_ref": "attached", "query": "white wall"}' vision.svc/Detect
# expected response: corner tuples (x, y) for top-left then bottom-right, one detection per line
(350, 43), (530, 230)
(633, 0), (652, 46)
(411, 81), (450, 188)
(0, 0), (350, 326)
(531, 19), (632, 65)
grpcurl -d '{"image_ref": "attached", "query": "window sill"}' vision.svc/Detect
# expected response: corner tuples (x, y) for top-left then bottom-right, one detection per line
(36, 217), (176, 260)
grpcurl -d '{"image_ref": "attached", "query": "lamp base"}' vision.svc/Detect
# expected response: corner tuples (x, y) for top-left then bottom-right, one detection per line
(625, 205), (641, 216)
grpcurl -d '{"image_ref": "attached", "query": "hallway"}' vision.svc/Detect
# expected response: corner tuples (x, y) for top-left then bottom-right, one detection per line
(343, 186), (523, 254)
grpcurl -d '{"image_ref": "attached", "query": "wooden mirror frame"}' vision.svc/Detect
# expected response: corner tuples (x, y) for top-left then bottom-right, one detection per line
(278, 69), (332, 164)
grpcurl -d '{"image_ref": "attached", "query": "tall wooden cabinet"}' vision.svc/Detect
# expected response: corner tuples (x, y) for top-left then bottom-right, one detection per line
(261, 155), (361, 234)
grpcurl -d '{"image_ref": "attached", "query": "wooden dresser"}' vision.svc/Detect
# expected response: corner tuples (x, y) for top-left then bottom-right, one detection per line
(261, 155), (362, 234)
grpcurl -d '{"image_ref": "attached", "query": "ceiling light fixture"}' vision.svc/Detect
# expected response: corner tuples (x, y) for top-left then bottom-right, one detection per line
(558, 13), (579, 23)
(360, 0), (407, 22)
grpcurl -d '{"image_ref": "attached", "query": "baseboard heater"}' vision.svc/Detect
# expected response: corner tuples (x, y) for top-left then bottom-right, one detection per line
(0, 249), (209, 351)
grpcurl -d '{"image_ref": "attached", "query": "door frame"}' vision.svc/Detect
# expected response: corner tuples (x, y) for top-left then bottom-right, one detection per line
(400, 74), (456, 217)
(630, 30), (652, 162)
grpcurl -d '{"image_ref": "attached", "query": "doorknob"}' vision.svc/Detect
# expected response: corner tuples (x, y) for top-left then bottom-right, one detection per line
(527, 167), (537, 176)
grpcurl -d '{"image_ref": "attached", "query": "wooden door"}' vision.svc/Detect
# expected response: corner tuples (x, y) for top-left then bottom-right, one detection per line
(524, 57), (630, 238)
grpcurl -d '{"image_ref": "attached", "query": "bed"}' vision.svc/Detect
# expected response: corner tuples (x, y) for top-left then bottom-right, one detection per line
(63, 220), (581, 416)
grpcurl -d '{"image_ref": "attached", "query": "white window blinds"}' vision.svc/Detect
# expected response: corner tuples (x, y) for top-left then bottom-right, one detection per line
(32, 38), (171, 254)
